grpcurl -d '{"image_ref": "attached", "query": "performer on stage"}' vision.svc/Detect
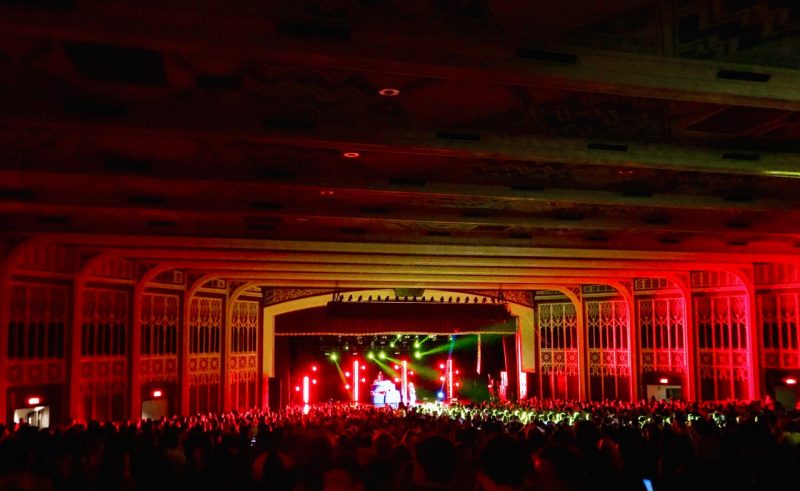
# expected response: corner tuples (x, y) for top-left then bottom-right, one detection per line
(407, 382), (417, 406)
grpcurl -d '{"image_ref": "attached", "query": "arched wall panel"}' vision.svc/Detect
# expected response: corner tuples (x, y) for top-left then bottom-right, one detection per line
(536, 302), (580, 400)
(229, 298), (259, 410)
(78, 287), (129, 422)
(187, 295), (223, 414)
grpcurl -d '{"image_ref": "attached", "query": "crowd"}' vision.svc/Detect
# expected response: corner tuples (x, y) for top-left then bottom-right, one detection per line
(1, 398), (799, 491)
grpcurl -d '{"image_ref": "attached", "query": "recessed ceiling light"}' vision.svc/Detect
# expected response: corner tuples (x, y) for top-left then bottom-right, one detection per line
(319, 190), (334, 196)
(617, 169), (634, 176)
(378, 88), (400, 97)
(343, 152), (360, 158)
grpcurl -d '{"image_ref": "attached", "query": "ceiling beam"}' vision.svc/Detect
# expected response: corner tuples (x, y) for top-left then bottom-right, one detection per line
(82, 248), (744, 271)
(1, 4), (799, 110)
(4, 195), (800, 238)
(0, 170), (794, 214)
(108, 259), (658, 279)
(7, 118), (800, 178)
(18, 232), (798, 262)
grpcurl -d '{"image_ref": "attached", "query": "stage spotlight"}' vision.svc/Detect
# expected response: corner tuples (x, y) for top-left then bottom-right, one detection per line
(439, 376), (445, 382)
(394, 364), (400, 370)
(345, 371), (351, 377)
(414, 351), (422, 359)
(437, 391), (445, 399)
(367, 352), (375, 360)
(330, 352), (338, 361)
(414, 341), (421, 348)
(379, 351), (386, 359)
(439, 363), (445, 369)
(311, 365), (317, 372)
(345, 384), (350, 390)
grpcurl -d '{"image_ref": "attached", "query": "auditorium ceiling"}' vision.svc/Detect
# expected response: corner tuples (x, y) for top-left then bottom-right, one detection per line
(1, 0), (800, 289)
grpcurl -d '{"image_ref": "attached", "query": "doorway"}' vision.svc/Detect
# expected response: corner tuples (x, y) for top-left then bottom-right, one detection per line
(13, 405), (50, 428)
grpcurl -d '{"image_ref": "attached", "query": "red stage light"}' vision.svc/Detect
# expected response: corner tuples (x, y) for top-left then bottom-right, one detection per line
(311, 366), (317, 372)
(455, 370), (459, 375)
(439, 363), (445, 369)
(345, 384), (351, 390)
(27, 397), (40, 406)
(409, 371), (414, 376)
(312, 379), (317, 385)
(152, 390), (163, 398)
(439, 376), (445, 382)
(343, 152), (360, 158)
(295, 386), (300, 392)
(659, 378), (669, 384)
(361, 365), (366, 371)
(361, 378), (366, 383)
(378, 88), (400, 97)
(345, 371), (351, 377)
(786, 377), (798, 385)
(394, 365), (400, 370)
(455, 382), (460, 387)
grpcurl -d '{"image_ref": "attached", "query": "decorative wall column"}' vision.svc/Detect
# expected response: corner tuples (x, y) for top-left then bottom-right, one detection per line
(610, 281), (637, 401)
(668, 273), (695, 401)
(565, 286), (587, 401)
(180, 275), (210, 415)
(734, 267), (761, 399)
(130, 264), (167, 419)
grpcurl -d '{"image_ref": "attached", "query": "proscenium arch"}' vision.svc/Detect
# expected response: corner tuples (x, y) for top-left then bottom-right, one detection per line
(255, 288), (533, 401)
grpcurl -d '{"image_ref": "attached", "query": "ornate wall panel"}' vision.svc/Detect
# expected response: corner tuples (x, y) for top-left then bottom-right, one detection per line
(140, 293), (180, 385)
(16, 244), (77, 274)
(188, 296), (223, 414)
(755, 263), (800, 286)
(263, 288), (334, 306)
(634, 278), (678, 292)
(583, 285), (616, 295)
(695, 295), (750, 401)
(80, 288), (130, 421)
(586, 300), (631, 401)
(637, 297), (687, 375)
(151, 270), (185, 286)
(758, 292), (800, 369)
(536, 302), (579, 400)
(229, 299), (259, 409)
(691, 271), (742, 289)
(93, 258), (136, 280)
(6, 282), (68, 386)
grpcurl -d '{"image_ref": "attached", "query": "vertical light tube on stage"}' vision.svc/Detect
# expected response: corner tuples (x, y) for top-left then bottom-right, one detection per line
(401, 360), (408, 404)
(446, 358), (454, 400)
(353, 360), (359, 403)
(303, 376), (310, 404)
(476, 334), (482, 374)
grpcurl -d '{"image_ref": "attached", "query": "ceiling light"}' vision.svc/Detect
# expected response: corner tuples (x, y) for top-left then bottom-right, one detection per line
(343, 152), (360, 158)
(378, 88), (400, 97)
